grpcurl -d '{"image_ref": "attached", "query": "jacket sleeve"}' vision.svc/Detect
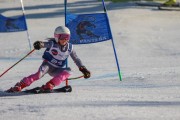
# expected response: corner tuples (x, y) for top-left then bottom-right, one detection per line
(70, 49), (84, 68)
(42, 41), (53, 48)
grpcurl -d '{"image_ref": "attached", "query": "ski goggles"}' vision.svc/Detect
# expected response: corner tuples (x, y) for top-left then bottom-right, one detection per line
(54, 34), (70, 40)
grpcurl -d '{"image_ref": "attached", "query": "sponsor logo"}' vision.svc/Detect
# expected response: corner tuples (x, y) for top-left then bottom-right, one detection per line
(51, 49), (58, 55)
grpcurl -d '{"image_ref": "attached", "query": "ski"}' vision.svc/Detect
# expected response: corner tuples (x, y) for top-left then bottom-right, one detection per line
(136, 2), (162, 7)
(22, 85), (72, 94)
(158, 4), (180, 11)
(0, 86), (72, 96)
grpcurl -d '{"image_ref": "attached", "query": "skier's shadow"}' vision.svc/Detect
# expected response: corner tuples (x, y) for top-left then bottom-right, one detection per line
(0, 90), (65, 97)
(0, 90), (34, 97)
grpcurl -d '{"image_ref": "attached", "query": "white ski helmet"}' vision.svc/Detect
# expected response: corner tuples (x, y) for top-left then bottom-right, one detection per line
(54, 26), (70, 43)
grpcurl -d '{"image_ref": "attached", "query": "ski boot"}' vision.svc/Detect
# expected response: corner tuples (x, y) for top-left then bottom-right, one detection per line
(6, 82), (26, 93)
(39, 81), (55, 93)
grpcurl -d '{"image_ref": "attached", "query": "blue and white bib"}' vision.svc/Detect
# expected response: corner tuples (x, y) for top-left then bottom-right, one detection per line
(42, 41), (73, 68)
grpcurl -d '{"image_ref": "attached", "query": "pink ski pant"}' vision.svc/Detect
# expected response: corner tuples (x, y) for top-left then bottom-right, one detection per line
(21, 62), (71, 87)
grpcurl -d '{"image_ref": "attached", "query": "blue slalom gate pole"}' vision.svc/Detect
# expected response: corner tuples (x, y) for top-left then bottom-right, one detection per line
(64, 0), (69, 86)
(64, 0), (67, 26)
(101, 0), (122, 81)
(64, 0), (68, 68)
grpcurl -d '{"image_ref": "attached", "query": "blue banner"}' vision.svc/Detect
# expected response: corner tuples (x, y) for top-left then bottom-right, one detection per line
(66, 13), (112, 44)
(0, 14), (27, 32)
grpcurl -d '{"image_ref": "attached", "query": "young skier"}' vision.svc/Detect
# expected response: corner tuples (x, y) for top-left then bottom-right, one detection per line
(6, 26), (91, 93)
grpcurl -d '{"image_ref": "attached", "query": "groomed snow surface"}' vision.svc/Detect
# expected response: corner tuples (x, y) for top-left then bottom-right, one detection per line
(0, 0), (180, 120)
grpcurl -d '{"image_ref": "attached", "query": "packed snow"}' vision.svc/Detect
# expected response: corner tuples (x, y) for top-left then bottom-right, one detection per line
(0, 0), (180, 120)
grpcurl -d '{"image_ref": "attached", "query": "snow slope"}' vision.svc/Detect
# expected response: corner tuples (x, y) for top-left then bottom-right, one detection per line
(0, 0), (180, 120)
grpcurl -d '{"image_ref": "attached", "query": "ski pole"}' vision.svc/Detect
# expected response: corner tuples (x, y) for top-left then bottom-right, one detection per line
(65, 75), (84, 86)
(0, 49), (35, 78)
(67, 75), (84, 80)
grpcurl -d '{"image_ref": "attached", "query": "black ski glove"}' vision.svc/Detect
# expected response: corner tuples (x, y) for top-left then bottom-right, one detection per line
(79, 66), (91, 79)
(33, 41), (43, 50)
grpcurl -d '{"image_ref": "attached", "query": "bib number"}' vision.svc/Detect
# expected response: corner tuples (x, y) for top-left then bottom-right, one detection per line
(51, 58), (62, 66)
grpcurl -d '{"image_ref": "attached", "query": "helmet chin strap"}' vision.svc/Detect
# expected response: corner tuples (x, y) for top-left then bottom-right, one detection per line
(58, 40), (68, 47)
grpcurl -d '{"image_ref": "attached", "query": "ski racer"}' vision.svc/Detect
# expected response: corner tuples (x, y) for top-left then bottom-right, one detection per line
(6, 26), (91, 93)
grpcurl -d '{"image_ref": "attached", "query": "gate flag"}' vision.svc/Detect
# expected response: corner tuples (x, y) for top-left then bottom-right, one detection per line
(0, 14), (27, 32)
(0, 0), (32, 50)
(64, 0), (122, 81)
(66, 13), (112, 44)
